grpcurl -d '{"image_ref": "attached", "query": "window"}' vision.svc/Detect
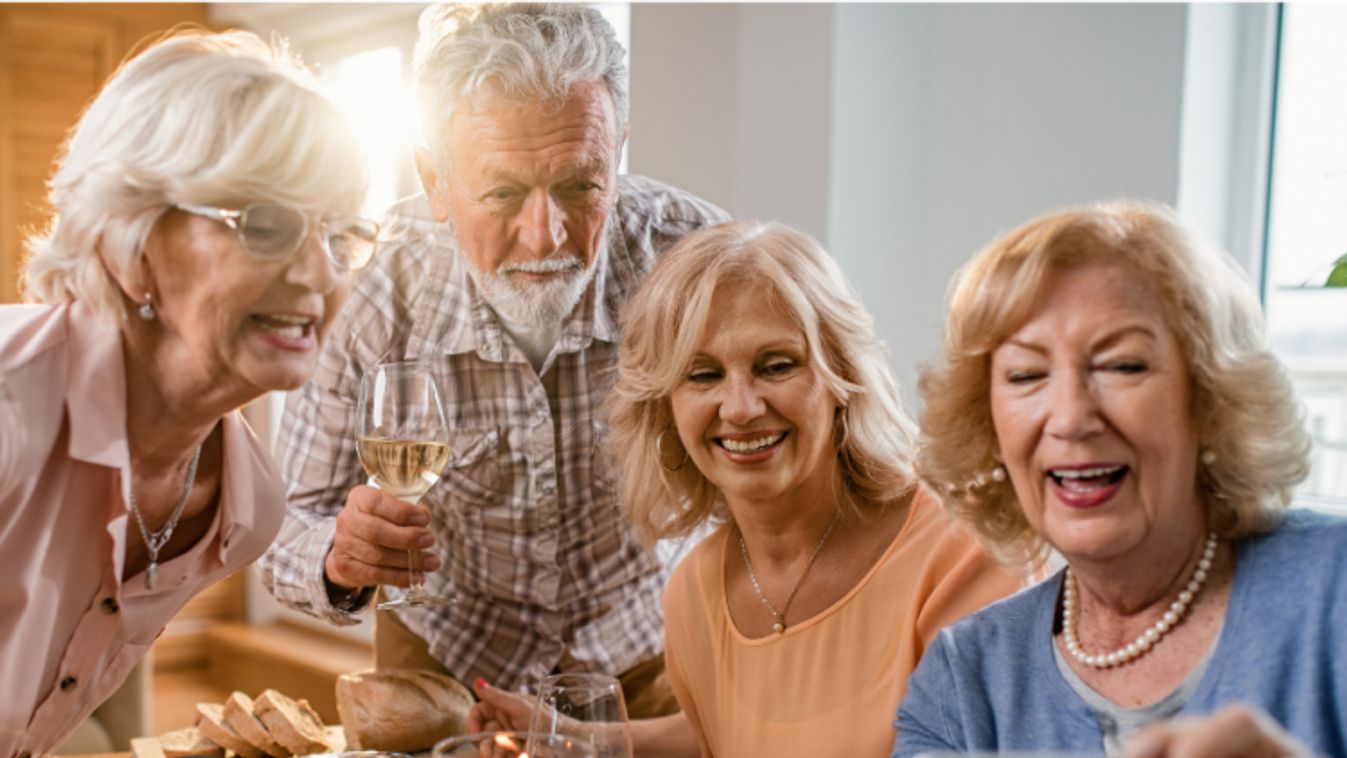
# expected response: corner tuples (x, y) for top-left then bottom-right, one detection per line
(1263, 4), (1347, 510)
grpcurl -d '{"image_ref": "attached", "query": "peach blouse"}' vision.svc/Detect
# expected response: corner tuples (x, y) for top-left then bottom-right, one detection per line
(662, 488), (1021, 758)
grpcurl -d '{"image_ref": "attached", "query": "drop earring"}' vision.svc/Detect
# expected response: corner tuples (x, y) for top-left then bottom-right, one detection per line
(137, 292), (155, 321)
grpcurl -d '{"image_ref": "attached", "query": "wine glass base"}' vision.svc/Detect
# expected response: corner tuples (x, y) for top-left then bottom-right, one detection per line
(378, 595), (458, 609)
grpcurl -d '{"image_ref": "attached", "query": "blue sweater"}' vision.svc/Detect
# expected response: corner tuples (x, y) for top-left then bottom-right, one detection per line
(893, 509), (1347, 757)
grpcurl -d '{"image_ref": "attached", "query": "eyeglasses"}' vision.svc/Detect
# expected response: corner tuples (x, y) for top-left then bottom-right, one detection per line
(175, 202), (380, 272)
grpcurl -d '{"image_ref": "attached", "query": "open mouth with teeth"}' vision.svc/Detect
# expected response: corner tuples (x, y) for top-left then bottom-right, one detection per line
(717, 432), (787, 455)
(250, 313), (316, 339)
(1048, 464), (1128, 492)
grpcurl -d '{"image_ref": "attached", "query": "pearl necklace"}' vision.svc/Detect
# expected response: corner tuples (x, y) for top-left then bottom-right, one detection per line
(1062, 532), (1217, 669)
(738, 508), (841, 634)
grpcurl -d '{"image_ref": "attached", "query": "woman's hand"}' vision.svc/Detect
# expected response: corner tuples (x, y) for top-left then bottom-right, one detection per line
(324, 484), (439, 589)
(1123, 704), (1314, 758)
(469, 678), (536, 733)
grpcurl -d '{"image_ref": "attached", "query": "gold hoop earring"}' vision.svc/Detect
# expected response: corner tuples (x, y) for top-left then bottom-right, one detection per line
(656, 427), (688, 472)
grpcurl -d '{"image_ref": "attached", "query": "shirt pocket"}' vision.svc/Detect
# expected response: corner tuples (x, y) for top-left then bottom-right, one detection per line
(434, 426), (501, 510)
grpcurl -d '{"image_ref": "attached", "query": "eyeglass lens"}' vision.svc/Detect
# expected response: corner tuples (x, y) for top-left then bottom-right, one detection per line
(238, 204), (377, 270)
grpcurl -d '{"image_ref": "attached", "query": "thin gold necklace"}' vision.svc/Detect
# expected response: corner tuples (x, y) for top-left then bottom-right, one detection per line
(738, 508), (842, 634)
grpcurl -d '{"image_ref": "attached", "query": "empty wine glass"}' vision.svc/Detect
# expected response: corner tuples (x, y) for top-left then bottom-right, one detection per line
(356, 360), (455, 608)
(526, 673), (632, 758)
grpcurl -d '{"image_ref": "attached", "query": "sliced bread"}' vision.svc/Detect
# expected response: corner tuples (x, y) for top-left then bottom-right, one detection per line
(223, 691), (291, 757)
(196, 703), (264, 758)
(253, 689), (332, 755)
(335, 668), (474, 752)
(159, 726), (224, 758)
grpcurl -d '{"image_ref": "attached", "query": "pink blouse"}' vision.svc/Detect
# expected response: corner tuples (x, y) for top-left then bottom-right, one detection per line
(0, 303), (285, 757)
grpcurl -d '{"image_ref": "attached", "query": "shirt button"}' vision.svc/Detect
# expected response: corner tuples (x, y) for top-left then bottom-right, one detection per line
(59, 676), (77, 692)
(101, 597), (119, 614)
(539, 482), (556, 496)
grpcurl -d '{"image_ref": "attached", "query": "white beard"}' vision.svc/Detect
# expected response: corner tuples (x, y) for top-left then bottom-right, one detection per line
(470, 256), (596, 327)
(464, 227), (607, 328)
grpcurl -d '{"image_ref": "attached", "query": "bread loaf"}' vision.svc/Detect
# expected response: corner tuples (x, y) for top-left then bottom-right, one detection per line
(159, 726), (224, 758)
(223, 691), (291, 757)
(196, 703), (265, 758)
(254, 689), (333, 755)
(335, 668), (473, 751)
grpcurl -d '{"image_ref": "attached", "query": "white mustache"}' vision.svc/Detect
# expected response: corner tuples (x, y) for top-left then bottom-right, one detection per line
(500, 257), (583, 275)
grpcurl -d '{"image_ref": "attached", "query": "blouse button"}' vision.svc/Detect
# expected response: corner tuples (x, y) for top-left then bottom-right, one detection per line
(101, 597), (120, 614)
(59, 675), (77, 692)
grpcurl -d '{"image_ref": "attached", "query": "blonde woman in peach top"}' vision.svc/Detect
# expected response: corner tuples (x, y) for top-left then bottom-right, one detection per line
(471, 220), (1020, 757)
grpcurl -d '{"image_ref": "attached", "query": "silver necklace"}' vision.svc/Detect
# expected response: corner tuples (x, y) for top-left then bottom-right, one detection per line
(1062, 532), (1217, 669)
(738, 508), (841, 634)
(127, 442), (204, 590)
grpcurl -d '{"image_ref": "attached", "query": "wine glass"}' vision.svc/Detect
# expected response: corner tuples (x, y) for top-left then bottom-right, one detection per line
(356, 360), (455, 608)
(526, 673), (632, 758)
(433, 731), (592, 758)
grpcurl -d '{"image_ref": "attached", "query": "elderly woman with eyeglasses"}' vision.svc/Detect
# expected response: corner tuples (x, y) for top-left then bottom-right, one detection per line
(0, 31), (375, 754)
(892, 202), (1346, 758)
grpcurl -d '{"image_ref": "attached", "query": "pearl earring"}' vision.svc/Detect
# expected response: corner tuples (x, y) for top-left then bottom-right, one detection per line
(991, 466), (1006, 482)
(137, 292), (155, 321)
(1201, 450), (1217, 466)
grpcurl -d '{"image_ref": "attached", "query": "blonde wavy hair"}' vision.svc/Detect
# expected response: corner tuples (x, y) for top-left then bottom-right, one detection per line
(23, 29), (367, 318)
(607, 220), (918, 546)
(918, 200), (1311, 568)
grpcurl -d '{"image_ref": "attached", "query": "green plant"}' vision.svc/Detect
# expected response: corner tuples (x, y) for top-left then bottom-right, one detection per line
(1329, 253), (1347, 287)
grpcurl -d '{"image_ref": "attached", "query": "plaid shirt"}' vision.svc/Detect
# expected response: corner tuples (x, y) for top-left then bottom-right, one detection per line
(261, 175), (727, 690)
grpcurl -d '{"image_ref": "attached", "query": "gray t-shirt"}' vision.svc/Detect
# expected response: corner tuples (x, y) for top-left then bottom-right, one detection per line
(1053, 626), (1220, 756)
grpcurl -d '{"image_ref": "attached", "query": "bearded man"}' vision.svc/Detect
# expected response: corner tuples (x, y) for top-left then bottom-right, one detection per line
(261, 3), (726, 716)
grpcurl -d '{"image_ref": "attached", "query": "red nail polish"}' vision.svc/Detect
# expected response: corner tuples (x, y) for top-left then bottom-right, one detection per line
(474, 677), (487, 689)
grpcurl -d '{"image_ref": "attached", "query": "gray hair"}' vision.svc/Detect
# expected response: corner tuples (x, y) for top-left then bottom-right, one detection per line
(413, 3), (628, 171)
(23, 29), (368, 317)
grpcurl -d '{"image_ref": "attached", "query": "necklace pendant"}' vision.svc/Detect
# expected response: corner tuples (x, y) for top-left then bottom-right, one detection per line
(145, 562), (157, 591)
(772, 616), (785, 634)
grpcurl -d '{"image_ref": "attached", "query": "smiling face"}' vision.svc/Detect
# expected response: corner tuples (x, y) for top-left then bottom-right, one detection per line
(669, 285), (839, 510)
(142, 206), (348, 395)
(423, 80), (623, 326)
(988, 260), (1205, 567)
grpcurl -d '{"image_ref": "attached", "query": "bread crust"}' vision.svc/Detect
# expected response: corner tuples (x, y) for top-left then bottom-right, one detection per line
(335, 668), (474, 752)
(196, 703), (265, 758)
(254, 689), (333, 755)
(159, 726), (223, 758)
(223, 691), (292, 757)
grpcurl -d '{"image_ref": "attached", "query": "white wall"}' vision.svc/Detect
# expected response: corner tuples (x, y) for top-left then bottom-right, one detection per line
(830, 3), (1188, 405)
(631, 4), (834, 244)
(630, 2), (1201, 406)
(632, 3), (1201, 407)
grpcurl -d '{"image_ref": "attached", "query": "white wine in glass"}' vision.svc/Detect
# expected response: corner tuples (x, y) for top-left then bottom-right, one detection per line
(356, 360), (455, 608)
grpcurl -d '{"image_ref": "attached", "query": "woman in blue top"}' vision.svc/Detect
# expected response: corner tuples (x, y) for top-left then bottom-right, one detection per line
(894, 201), (1343, 758)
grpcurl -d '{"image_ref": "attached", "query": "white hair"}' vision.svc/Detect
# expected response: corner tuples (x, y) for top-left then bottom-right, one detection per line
(413, 3), (629, 171)
(23, 29), (368, 317)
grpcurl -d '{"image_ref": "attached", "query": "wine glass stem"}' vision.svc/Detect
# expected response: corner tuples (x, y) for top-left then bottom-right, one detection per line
(405, 493), (427, 598)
